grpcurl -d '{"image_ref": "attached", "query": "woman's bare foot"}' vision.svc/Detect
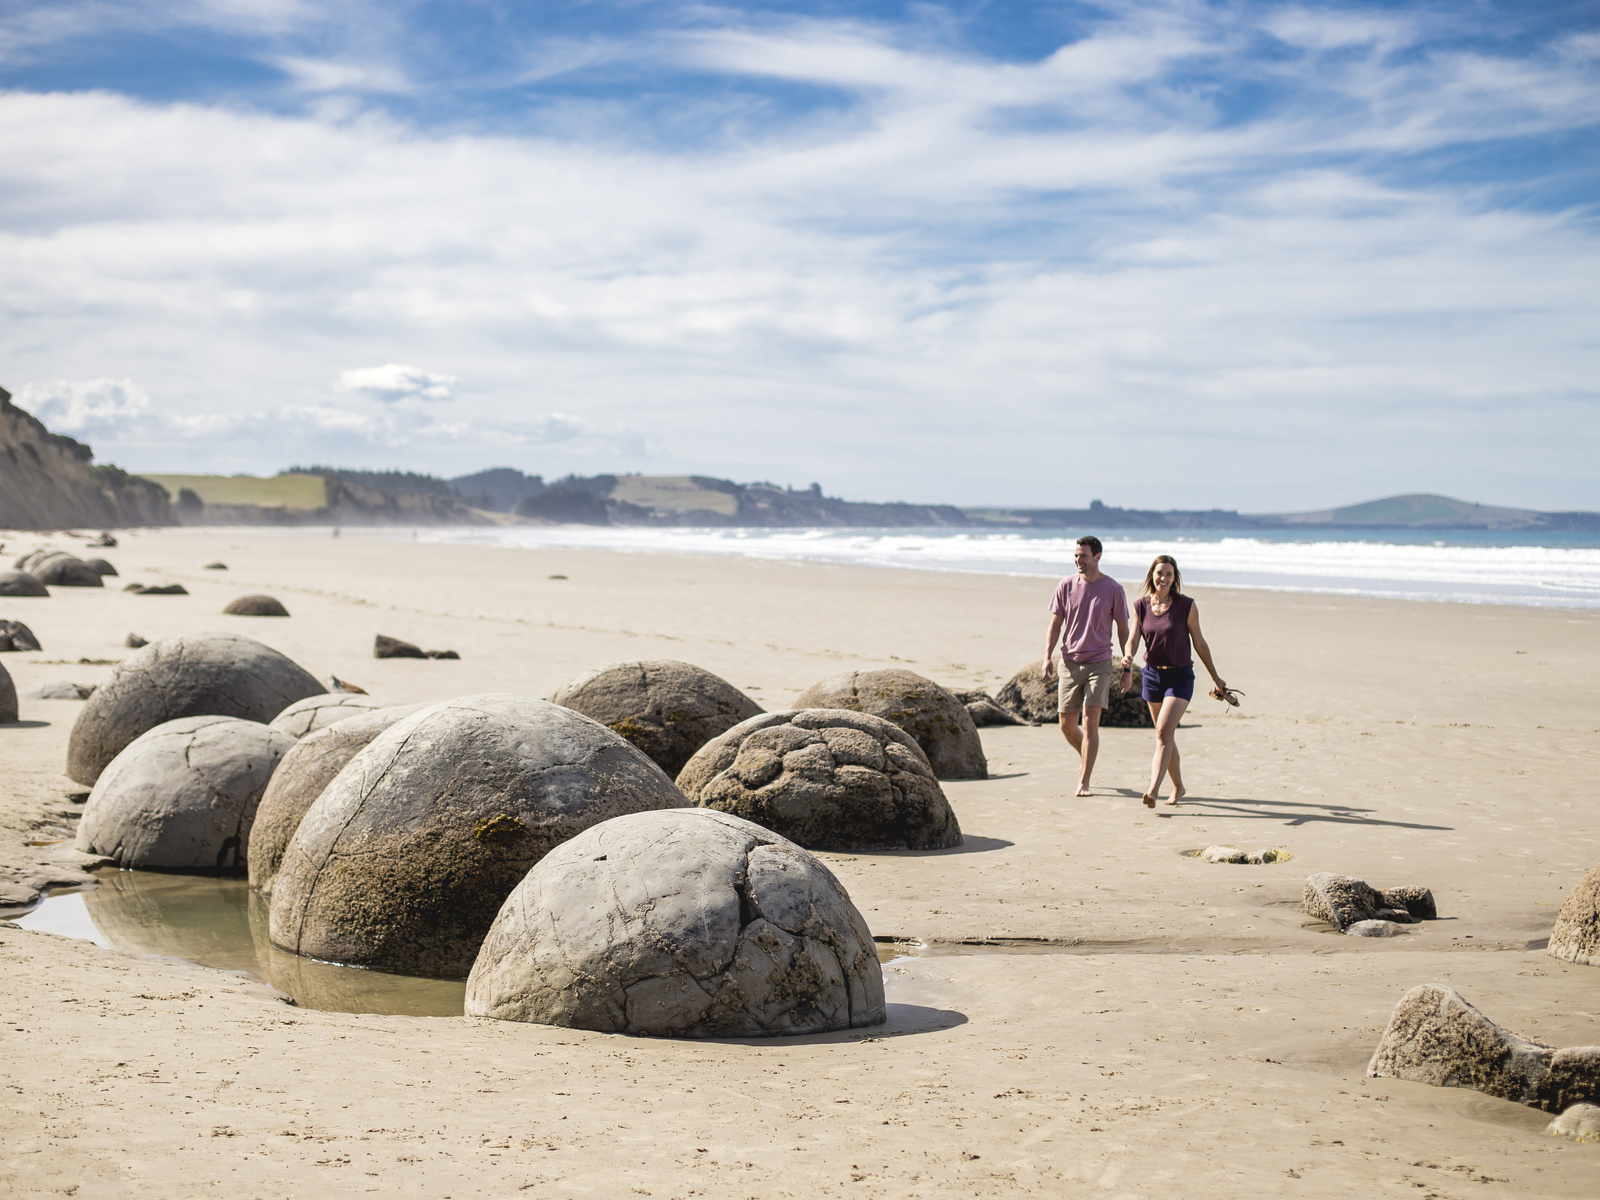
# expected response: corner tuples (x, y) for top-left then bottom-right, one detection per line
(1142, 793), (1156, 808)
(1162, 795), (1180, 806)
(1075, 783), (1093, 797)
(1171, 785), (1186, 804)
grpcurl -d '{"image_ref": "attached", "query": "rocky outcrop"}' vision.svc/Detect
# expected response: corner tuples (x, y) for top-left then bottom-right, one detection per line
(995, 659), (1152, 728)
(677, 709), (962, 851)
(223, 594), (290, 617)
(0, 387), (172, 528)
(550, 660), (763, 777)
(75, 715), (295, 874)
(1368, 984), (1600, 1113)
(794, 669), (986, 781)
(268, 695), (686, 977)
(1550, 862), (1600, 967)
(466, 808), (886, 1036)
(268, 692), (387, 739)
(65, 633), (323, 785)
(1303, 872), (1435, 931)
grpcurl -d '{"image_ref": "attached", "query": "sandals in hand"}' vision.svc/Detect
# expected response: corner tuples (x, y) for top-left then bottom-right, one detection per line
(1209, 685), (1244, 707)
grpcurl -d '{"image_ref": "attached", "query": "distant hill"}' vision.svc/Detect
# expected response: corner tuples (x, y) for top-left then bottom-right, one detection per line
(140, 470), (491, 525)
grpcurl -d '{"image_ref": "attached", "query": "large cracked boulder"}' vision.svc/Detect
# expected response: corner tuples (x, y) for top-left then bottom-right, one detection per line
(24, 551), (104, 587)
(269, 694), (688, 978)
(247, 703), (426, 896)
(65, 633), (323, 786)
(677, 709), (961, 851)
(551, 660), (763, 778)
(794, 669), (986, 781)
(466, 808), (885, 1037)
(1550, 862), (1600, 967)
(75, 716), (296, 874)
(1304, 872), (1435, 931)
(0, 571), (48, 597)
(0, 659), (15, 723)
(1368, 984), (1600, 1113)
(268, 692), (388, 739)
(995, 658), (1152, 728)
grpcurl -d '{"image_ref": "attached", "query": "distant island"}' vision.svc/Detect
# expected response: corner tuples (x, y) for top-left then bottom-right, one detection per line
(1, 386), (1595, 531)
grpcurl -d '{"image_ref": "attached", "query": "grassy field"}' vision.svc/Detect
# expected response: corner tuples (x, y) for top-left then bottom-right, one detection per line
(610, 475), (738, 514)
(141, 474), (328, 509)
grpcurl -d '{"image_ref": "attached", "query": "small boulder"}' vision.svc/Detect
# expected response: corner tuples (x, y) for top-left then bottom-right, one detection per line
(124, 633), (148, 649)
(65, 633), (323, 786)
(129, 583), (188, 595)
(224, 594), (290, 617)
(268, 694), (687, 977)
(1368, 983), (1600, 1112)
(30, 552), (103, 588)
(795, 669), (986, 780)
(84, 557), (118, 577)
(1549, 861), (1600, 967)
(550, 660), (763, 777)
(1200, 845), (1290, 864)
(951, 689), (1022, 728)
(1345, 919), (1405, 937)
(0, 571), (48, 597)
(0, 660), (16, 723)
(426, 649), (460, 660)
(1304, 872), (1431, 931)
(247, 703), (425, 896)
(205, 562), (228, 570)
(269, 692), (387, 738)
(466, 808), (886, 1037)
(1547, 1103), (1600, 1143)
(677, 708), (962, 851)
(0, 620), (42, 652)
(31, 682), (94, 700)
(75, 715), (296, 874)
(87, 532), (117, 548)
(994, 658), (1151, 728)
(374, 634), (426, 659)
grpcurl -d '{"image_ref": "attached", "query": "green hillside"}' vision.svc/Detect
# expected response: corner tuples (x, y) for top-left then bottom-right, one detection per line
(610, 475), (738, 514)
(142, 473), (328, 508)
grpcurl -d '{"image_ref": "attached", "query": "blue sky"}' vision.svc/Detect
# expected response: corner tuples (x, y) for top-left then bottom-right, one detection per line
(1, 1), (1597, 510)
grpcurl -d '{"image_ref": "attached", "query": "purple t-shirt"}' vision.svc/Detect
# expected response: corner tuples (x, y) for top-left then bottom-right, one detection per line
(1048, 574), (1129, 664)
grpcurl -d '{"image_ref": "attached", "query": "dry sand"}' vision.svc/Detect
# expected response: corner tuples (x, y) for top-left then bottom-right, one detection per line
(2, 525), (1598, 1198)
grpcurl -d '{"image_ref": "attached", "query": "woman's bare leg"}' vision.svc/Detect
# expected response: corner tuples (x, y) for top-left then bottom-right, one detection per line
(1148, 697), (1189, 805)
(1141, 701), (1162, 806)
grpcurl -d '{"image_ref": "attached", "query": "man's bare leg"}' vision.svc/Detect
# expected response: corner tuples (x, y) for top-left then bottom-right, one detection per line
(1076, 706), (1103, 795)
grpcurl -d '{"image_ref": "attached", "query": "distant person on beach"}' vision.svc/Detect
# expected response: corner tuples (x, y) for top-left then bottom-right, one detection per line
(1122, 554), (1230, 808)
(1042, 536), (1131, 796)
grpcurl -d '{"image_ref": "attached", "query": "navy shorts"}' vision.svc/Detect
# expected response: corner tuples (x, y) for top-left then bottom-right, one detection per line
(1141, 665), (1195, 703)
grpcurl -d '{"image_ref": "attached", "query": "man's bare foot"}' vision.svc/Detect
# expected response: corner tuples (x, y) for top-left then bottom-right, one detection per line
(1075, 783), (1093, 797)
(1142, 793), (1156, 808)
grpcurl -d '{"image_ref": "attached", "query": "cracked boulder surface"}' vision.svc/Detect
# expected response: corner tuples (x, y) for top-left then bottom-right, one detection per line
(1549, 860), (1600, 967)
(994, 658), (1152, 729)
(550, 660), (762, 778)
(65, 633), (324, 786)
(1368, 984), (1600, 1113)
(268, 694), (688, 978)
(74, 715), (295, 874)
(676, 708), (962, 852)
(0, 657), (15, 723)
(247, 703), (425, 897)
(1303, 872), (1434, 930)
(268, 692), (388, 739)
(794, 669), (986, 781)
(465, 808), (886, 1037)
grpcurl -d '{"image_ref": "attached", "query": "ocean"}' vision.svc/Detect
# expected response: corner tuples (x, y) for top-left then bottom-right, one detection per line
(410, 525), (1600, 609)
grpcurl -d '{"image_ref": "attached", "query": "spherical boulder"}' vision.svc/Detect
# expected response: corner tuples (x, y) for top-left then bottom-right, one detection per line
(550, 660), (763, 777)
(0, 571), (48, 597)
(1550, 861), (1600, 967)
(0, 659), (16, 723)
(248, 703), (426, 896)
(268, 692), (388, 738)
(66, 633), (324, 786)
(677, 708), (961, 851)
(85, 557), (118, 577)
(994, 658), (1152, 728)
(794, 669), (986, 780)
(30, 552), (103, 587)
(224, 594), (290, 617)
(269, 694), (688, 977)
(467, 808), (885, 1036)
(75, 716), (296, 874)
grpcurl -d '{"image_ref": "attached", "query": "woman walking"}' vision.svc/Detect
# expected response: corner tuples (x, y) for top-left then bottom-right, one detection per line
(1121, 555), (1230, 808)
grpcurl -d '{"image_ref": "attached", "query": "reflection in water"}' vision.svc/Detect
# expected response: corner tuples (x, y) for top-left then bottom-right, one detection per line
(38, 871), (465, 1017)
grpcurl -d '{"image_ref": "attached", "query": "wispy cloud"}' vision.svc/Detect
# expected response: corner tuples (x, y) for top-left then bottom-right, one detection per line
(338, 363), (456, 403)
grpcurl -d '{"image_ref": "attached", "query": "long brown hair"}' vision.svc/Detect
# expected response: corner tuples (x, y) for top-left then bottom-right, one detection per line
(1141, 555), (1182, 597)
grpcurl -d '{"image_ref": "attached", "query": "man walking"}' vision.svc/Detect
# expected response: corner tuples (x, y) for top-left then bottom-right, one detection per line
(1042, 536), (1131, 796)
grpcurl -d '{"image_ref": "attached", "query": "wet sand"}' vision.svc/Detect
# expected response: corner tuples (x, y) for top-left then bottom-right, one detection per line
(2, 525), (1599, 1197)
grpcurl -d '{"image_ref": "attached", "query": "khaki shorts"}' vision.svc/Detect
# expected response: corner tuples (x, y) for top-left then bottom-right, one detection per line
(1058, 656), (1116, 714)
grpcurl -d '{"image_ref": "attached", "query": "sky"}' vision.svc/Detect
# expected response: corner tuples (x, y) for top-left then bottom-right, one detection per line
(1, 1), (1597, 512)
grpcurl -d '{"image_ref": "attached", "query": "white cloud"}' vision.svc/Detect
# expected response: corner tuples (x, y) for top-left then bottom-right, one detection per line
(17, 377), (152, 436)
(338, 364), (457, 404)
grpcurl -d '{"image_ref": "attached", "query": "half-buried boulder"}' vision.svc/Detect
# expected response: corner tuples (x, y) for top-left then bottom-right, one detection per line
(1368, 983), (1600, 1113)
(794, 669), (986, 780)
(677, 709), (961, 851)
(466, 808), (885, 1037)
(0, 571), (47, 597)
(0, 660), (16, 723)
(952, 689), (1022, 728)
(85, 557), (118, 577)
(1549, 861), (1600, 967)
(374, 634), (426, 659)
(247, 703), (425, 896)
(65, 633), (323, 786)
(550, 660), (763, 777)
(0, 620), (41, 652)
(224, 594), (289, 617)
(1303, 872), (1435, 931)
(268, 694), (687, 977)
(269, 692), (388, 738)
(75, 716), (296, 874)
(995, 658), (1152, 728)
(30, 552), (103, 588)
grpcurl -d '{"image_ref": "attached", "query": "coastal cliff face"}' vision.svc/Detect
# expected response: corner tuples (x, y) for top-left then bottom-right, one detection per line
(0, 387), (172, 529)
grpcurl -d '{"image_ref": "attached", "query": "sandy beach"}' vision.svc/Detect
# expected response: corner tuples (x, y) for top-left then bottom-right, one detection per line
(3, 525), (1599, 1198)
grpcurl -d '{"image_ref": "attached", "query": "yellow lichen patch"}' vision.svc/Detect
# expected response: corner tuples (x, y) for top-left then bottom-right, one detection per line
(473, 813), (525, 843)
